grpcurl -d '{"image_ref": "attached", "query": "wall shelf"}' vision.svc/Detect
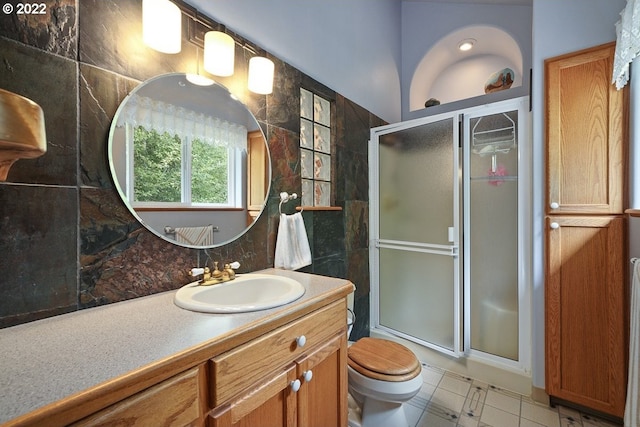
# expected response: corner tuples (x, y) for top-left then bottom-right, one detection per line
(296, 206), (342, 211)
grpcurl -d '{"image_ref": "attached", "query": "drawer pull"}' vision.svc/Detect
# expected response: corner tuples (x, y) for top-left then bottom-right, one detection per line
(290, 379), (301, 392)
(550, 202), (559, 209)
(550, 222), (559, 229)
(303, 370), (313, 383)
(296, 335), (307, 348)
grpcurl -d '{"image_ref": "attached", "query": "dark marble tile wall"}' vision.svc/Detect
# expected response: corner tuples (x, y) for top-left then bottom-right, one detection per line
(0, 0), (379, 335)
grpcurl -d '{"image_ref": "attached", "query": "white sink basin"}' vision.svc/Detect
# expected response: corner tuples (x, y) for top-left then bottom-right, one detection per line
(174, 274), (306, 313)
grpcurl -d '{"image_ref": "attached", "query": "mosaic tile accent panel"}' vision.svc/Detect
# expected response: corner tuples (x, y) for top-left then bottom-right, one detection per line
(313, 180), (331, 206)
(300, 88), (313, 120)
(300, 119), (314, 149)
(301, 149), (314, 179)
(314, 123), (331, 153)
(301, 179), (313, 207)
(314, 152), (331, 180)
(314, 94), (331, 127)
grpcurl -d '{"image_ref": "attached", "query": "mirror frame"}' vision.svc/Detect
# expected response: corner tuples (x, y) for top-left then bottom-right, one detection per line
(107, 73), (271, 249)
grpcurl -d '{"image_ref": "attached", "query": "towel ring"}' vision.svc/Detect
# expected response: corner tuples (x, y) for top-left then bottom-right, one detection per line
(279, 191), (302, 214)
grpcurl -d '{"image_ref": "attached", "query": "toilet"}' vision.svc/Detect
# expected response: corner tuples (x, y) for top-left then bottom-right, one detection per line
(346, 307), (423, 427)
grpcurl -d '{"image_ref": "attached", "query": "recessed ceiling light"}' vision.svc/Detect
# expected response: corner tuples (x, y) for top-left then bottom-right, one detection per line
(458, 38), (476, 52)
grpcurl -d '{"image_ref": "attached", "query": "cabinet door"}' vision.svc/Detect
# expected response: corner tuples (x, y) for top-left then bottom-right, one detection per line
(545, 216), (626, 417)
(296, 333), (348, 427)
(210, 364), (298, 427)
(545, 42), (628, 214)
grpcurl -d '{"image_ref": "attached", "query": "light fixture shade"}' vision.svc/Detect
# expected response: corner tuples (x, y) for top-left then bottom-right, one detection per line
(142, 0), (182, 54)
(204, 31), (235, 77)
(248, 57), (275, 95)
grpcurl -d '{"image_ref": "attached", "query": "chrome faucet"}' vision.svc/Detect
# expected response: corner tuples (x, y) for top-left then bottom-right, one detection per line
(190, 261), (240, 286)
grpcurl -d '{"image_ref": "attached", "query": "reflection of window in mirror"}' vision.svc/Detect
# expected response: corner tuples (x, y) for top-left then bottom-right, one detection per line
(300, 88), (332, 206)
(247, 130), (268, 224)
(126, 124), (243, 210)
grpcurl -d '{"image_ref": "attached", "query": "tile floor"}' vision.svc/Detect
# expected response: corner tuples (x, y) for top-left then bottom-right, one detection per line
(404, 363), (621, 427)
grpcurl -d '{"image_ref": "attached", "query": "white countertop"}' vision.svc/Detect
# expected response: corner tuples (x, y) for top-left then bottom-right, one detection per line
(0, 269), (353, 424)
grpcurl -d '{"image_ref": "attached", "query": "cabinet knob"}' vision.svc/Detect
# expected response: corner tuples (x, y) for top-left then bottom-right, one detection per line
(550, 222), (560, 229)
(290, 379), (301, 392)
(550, 202), (559, 209)
(303, 370), (313, 382)
(296, 335), (306, 348)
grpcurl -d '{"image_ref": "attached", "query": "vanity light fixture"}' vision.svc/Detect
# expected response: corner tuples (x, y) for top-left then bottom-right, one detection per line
(142, 0), (182, 54)
(458, 38), (476, 52)
(204, 31), (235, 77)
(248, 56), (275, 95)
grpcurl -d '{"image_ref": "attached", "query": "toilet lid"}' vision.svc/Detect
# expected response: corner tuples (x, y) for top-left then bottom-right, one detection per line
(348, 337), (421, 382)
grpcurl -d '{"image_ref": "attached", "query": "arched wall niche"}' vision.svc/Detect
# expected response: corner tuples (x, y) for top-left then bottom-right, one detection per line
(410, 25), (523, 111)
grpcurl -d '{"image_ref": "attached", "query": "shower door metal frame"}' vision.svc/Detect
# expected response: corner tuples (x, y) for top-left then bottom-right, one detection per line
(369, 111), (463, 357)
(461, 97), (531, 373)
(369, 97), (531, 372)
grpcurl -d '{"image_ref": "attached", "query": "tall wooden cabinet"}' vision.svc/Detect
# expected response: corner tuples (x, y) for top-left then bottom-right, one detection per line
(544, 42), (629, 418)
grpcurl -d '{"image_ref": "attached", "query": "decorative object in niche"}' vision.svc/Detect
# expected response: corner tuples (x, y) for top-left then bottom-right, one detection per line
(424, 98), (441, 108)
(108, 73), (271, 249)
(484, 68), (515, 94)
(0, 89), (46, 181)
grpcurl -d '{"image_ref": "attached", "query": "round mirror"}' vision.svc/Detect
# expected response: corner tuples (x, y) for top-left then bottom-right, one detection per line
(108, 73), (271, 248)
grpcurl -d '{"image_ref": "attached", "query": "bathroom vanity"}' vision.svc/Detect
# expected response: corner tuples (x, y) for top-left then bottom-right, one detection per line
(0, 269), (353, 427)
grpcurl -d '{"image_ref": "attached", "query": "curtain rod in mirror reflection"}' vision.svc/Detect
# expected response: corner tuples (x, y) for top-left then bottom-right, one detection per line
(0, 89), (46, 181)
(142, 0), (275, 94)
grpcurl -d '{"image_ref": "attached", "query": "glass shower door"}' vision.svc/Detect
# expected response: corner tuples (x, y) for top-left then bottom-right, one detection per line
(462, 98), (527, 363)
(370, 114), (462, 355)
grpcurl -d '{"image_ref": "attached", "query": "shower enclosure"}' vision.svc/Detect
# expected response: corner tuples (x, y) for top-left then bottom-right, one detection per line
(369, 97), (530, 370)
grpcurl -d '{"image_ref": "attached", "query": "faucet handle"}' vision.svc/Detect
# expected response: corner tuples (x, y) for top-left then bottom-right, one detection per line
(189, 267), (205, 277)
(229, 261), (240, 270)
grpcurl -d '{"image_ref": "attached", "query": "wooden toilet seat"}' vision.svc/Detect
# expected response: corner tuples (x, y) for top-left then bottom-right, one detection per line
(348, 337), (421, 382)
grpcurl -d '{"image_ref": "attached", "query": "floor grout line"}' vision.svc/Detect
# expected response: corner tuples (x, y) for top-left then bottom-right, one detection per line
(405, 363), (622, 427)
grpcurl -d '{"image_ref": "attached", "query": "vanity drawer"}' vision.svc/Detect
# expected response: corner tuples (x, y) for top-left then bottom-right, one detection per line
(211, 299), (345, 405)
(71, 365), (205, 426)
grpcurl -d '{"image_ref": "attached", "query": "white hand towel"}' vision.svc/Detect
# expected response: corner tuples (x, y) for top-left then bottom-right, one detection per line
(274, 212), (312, 270)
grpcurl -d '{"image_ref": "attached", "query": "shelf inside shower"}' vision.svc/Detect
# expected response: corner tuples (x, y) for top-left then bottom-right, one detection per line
(471, 113), (516, 156)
